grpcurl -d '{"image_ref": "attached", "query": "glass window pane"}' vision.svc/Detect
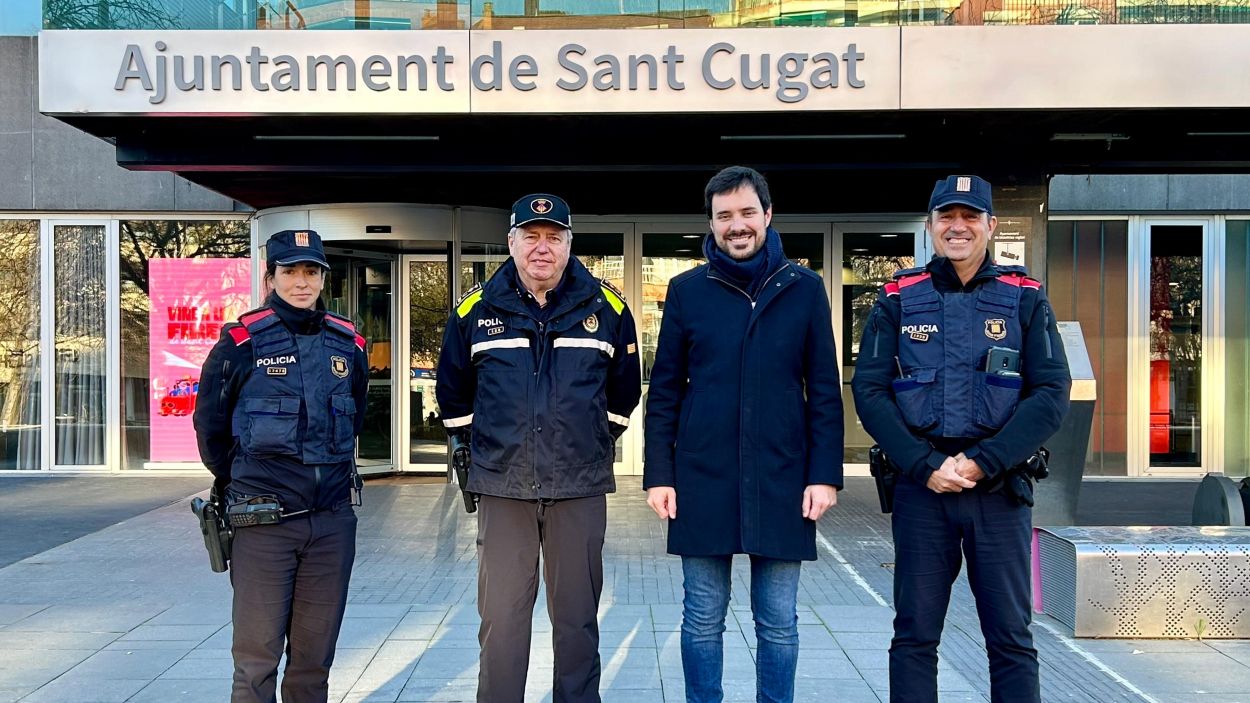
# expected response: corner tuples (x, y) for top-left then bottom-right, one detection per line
(410, 260), (450, 465)
(1148, 225), (1202, 468)
(576, 234), (626, 462)
(1046, 220), (1129, 476)
(460, 242), (508, 291)
(0, 220), (41, 470)
(359, 261), (394, 467)
(841, 232), (913, 464)
(54, 224), (107, 466)
(120, 220), (252, 469)
(780, 231), (823, 276)
(641, 233), (704, 382)
(1226, 221), (1250, 479)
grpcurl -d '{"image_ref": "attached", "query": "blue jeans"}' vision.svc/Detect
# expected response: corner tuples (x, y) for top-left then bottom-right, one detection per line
(680, 555), (801, 703)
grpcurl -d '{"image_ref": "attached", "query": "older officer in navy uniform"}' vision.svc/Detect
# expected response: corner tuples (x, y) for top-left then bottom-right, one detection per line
(436, 194), (642, 703)
(851, 176), (1071, 703)
(194, 229), (368, 703)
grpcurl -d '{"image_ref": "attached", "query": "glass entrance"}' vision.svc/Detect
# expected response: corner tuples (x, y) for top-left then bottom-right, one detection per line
(405, 255), (452, 470)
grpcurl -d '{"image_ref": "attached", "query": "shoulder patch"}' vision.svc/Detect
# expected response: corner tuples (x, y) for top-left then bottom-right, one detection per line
(600, 282), (625, 315)
(897, 272), (932, 289)
(227, 324), (251, 346)
(239, 307), (276, 327)
(891, 265), (927, 280)
(326, 314), (356, 336)
(884, 281), (901, 298)
(354, 333), (366, 351)
(457, 284), (484, 319)
(998, 274), (1043, 290)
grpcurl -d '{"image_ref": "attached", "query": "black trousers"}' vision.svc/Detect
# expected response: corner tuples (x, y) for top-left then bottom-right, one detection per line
(889, 479), (1039, 703)
(476, 494), (607, 703)
(229, 503), (357, 703)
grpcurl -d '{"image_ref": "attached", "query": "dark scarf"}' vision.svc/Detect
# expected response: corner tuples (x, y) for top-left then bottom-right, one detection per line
(704, 226), (786, 300)
(269, 292), (327, 335)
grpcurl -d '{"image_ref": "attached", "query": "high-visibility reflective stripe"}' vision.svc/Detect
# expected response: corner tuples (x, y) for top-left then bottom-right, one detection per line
(443, 414), (473, 428)
(553, 337), (615, 356)
(471, 338), (530, 356)
(608, 412), (630, 427)
(600, 286), (625, 314)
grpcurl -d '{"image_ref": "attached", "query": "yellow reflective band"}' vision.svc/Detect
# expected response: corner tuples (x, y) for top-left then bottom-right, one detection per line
(601, 286), (624, 314)
(456, 289), (484, 318)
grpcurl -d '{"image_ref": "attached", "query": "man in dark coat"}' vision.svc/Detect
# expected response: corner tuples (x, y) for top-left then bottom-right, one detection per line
(852, 175), (1071, 703)
(643, 166), (844, 703)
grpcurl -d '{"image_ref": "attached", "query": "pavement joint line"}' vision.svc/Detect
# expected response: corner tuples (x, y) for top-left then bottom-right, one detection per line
(815, 530), (888, 607)
(1035, 620), (1161, 703)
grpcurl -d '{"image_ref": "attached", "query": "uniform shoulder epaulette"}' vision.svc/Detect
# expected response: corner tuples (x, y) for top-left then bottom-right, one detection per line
(225, 321), (252, 347)
(456, 283), (484, 319)
(238, 306), (276, 327)
(325, 312), (367, 351)
(996, 269), (1043, 290)
(885, 266), (931, 297)
(891, 265), (928, 280)
(599, 279), (626, 314)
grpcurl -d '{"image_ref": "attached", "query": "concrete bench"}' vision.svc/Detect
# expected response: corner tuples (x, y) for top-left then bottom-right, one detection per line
(1033, 526), (1250, 638)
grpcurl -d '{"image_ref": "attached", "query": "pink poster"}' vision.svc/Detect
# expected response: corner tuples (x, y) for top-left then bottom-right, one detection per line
(149, 258), (253, 463)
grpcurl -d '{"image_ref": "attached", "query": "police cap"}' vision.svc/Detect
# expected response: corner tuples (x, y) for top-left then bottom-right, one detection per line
(510, 194), (572, 231)
(266, 229), (329, 269)
(928, 175), (993, 215)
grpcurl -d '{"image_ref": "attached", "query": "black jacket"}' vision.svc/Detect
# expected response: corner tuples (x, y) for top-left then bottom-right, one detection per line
(435, 257), (642, 500)
(851, 254), (1071, 485)
(193, 299), (369, 513)
(643, 254), (843, 561)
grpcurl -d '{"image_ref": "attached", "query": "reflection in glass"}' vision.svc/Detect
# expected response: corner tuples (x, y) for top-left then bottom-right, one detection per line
(119, 220), (251, 469)
(0, 220), (41, 470)
(1226, 221), (1250, 478)
(460, 242), (509, 291)
(841, 232), (912, 463)
(358, 260), (394, 467)
(575, 233), (626, 463)
(1047, 220), (1129, 476)
(410, 260), (450, 465)
(54, 224), (107, 465)
(1148, 226), (1202, 468)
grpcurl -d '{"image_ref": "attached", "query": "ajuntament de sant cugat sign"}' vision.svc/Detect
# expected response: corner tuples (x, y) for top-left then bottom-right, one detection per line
(39, 29), (901, 114)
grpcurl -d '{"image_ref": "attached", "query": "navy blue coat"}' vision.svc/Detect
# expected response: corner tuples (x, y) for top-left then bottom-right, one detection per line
(643, 257), (844, 561)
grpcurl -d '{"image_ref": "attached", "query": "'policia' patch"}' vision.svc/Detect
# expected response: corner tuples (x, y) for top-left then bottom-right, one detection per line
(330, 355), (350, 378)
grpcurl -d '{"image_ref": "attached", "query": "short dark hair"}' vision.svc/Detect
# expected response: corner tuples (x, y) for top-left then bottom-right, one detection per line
(704, 166), (772, 218)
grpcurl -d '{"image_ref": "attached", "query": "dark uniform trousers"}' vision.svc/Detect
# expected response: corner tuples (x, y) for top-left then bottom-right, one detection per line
(477, 494), (607, 703)
(230, 503), (357, 703)
(889, 479), (1039, 703)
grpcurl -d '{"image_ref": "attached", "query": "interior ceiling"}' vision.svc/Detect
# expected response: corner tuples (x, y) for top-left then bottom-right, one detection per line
(58, 108), (1250, 212)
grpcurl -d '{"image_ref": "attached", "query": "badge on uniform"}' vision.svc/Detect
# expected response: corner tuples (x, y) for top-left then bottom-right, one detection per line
(267, 367), (287, 376)
(330, 355), (350, 378)
(531, 198), (552, 214)
(295, 231), (310, 247)
(583, 314), (599, 333)
(985, 319), (1007, 341)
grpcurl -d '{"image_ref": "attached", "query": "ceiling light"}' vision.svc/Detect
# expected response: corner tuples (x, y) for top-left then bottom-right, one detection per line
(720, 134), (906, 141)
(1050, 133), (1129, 142)
(1186, 131), (1250, 137)
(682, 234), (702, 239)
(253, 135), (440, 142)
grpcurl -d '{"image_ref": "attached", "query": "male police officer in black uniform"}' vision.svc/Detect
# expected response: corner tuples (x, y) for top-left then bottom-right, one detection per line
(851, 176), (1071, 703)
(194, 230), (368, 703)
(436, 194), (642, 703)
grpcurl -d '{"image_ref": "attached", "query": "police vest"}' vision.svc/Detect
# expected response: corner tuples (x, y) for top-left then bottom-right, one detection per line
(229, 306), (364, 465)
(886, 266), (1038, 439)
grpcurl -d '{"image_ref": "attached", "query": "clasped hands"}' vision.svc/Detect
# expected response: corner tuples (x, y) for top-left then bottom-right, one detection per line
(925, 452), (984, 493)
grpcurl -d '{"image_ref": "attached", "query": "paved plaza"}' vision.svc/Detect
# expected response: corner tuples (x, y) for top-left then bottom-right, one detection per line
(0, 477), (1248, 702)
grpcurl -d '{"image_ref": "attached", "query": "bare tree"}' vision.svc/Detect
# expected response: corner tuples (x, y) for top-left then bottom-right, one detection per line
(44, 0), (182, 29)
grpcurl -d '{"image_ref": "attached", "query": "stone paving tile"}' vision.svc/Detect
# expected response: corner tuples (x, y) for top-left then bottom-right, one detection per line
(16, 676), (149, 703)
(1089, 651), (1250, 694)
(0, 605), (46, 627)
(0, 648), (96, 687)
(126, 678), (232, 702)
(59, 647), (186, 680)
(159, 656), (232, 680)
(117, 623), (220, 642)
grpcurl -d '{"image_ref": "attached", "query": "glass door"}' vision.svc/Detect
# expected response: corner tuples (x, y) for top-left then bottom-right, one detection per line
(1131, 219), (1212, 476)
(402, 253), (453, 472)
(833, 222), (926, 469)
(43, 220), (118, 471)
(324, 250), (396, 475)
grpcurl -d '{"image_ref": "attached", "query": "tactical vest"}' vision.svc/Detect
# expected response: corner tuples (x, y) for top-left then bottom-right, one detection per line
(229, 307), (361, 465)
(887, 265), (1037, 440)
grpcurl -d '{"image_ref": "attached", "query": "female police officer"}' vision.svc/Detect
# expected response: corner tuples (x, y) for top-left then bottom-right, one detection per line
(194, 229), (368, 703)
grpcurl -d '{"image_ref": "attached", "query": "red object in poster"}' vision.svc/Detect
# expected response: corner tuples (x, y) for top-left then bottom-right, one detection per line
(1149, 359), (1171, 455)
(149, 258), (252, 463)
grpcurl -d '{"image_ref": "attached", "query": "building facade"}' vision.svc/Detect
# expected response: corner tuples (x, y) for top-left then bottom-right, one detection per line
(4, 0), (1250, 482)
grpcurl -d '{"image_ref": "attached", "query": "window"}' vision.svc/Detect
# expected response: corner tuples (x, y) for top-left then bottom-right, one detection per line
(0, 220), (40, 469)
